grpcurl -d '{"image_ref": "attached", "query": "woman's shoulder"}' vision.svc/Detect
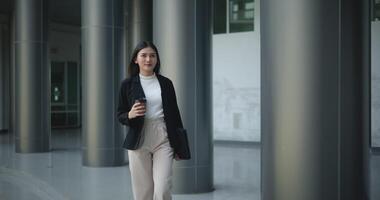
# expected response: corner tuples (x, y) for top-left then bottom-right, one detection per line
(121, 76), (138, 85)
(157, 74), (172, 84)
(120, 78), (131, 85)
(119, 77), (134, 90)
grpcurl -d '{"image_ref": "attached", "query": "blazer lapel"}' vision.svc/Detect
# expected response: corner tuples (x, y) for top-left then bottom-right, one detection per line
(130, 75), (146, 102)
(157, 75), (168, 111)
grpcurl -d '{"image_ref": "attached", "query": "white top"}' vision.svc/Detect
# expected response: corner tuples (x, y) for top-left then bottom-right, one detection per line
(139, 73), (164, 119)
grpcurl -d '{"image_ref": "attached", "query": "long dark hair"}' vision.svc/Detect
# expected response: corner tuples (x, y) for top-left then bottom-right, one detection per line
(128, 41), (161, 77)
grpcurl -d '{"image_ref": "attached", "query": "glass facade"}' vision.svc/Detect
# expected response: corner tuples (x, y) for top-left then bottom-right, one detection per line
(229, 0), (254, 32)
(51, 61), (80, 128)
(375, 0), (380, 21)
(214, 0), (254, 34)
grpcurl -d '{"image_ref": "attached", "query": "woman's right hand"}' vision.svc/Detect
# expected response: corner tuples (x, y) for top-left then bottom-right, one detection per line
(128, 102), (146, 119)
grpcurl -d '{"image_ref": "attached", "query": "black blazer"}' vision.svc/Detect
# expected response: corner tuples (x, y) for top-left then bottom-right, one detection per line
(117, 74), (183, 152)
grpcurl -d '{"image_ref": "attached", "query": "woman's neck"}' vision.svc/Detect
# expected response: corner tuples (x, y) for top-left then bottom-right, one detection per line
(139, 71), (154, 76)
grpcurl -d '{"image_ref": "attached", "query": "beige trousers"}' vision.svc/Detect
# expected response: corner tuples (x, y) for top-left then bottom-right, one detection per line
(128, 118), (174, 200)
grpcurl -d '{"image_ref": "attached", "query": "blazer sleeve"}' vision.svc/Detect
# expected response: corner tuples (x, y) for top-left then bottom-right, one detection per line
(169, 80), (184, 128)
(117, 81), (137, 126)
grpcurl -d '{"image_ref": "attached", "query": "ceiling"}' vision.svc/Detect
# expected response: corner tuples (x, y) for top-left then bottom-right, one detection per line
(0, 0), (81, 25)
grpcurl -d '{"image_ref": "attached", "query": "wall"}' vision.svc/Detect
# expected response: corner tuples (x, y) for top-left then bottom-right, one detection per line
(372, 21), (380, 147)
(49, 23), (81, 62)
(212, 1), (379, 145)
(212, 0), (260, 142)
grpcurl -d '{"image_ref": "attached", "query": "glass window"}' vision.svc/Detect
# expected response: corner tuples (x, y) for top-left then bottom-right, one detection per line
(51, 61), (80, 128)
(375, 0), (380, 21)
(51, 62), (65, 103)
(67, 62), (78, 105)
(213, 0), (254, 34)
(229, 0), (254, 33)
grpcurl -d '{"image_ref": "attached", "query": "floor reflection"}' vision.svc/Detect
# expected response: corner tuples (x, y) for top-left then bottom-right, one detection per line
(1, 129), (379, 200)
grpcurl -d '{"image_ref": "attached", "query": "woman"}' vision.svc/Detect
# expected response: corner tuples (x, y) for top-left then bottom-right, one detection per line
(117, 41), (184, 200)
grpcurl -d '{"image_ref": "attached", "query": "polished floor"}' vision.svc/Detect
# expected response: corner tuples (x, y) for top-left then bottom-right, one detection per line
(0, 129), (379, 200)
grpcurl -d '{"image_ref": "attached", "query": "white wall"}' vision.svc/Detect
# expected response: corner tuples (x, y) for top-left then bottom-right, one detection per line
(372, 21), (380, 147)
(212, 0), (260, 142)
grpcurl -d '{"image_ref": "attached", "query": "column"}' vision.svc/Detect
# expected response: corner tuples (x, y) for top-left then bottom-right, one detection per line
(122, 1), (153, 158)
(82, 0), (124, 166)
(261, 0), (370, 200)
(0, 19), (10, 132)
(14, 0), (49, 153)
(0, 24), (6, 131)
(127, 0), (152, 55)
(154, 0), (213, 193)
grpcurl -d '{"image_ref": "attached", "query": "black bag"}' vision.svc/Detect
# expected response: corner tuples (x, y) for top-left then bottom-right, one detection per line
(176, 128), (191, 160)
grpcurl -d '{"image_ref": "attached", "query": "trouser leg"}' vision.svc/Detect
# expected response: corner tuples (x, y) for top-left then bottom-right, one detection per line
(128, 149), (154, 200)
(152, 139), (174, 200)
(128, 118), (174, 200)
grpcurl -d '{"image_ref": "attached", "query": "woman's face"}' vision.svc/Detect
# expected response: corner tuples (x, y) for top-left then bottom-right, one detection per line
(135, 47), (157, 75)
